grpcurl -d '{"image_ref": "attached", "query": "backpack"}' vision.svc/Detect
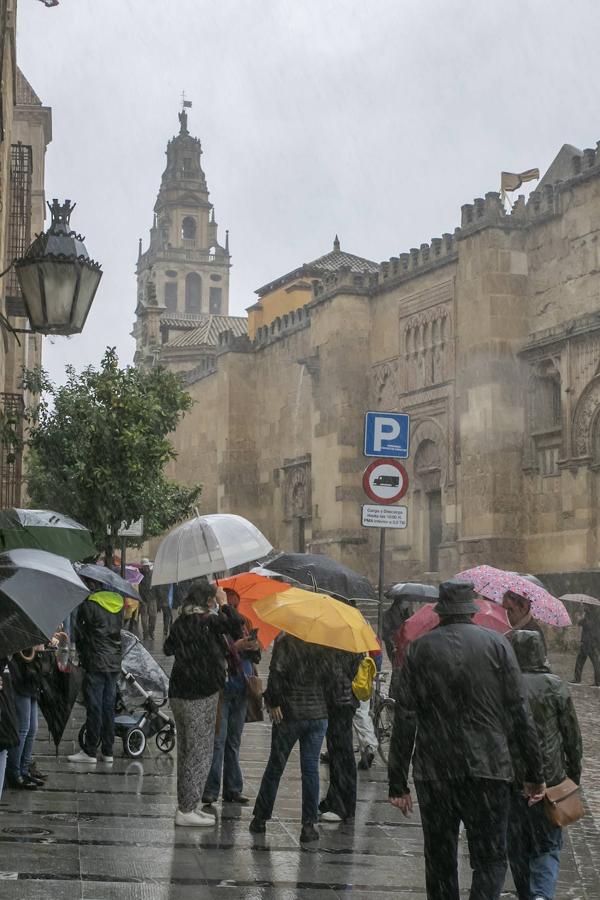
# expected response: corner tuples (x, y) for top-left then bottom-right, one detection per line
(352, 655), (377, 701)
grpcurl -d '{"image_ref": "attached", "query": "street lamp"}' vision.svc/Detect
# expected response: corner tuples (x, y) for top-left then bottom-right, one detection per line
(14, 199), (102, 336)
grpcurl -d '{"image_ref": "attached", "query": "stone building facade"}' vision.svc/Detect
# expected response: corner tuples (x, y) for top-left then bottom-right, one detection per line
(146, 136), (600, 585)
(0, 0), (51, 506)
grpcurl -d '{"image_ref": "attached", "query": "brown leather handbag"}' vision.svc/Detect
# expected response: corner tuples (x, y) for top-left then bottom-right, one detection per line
(544, 778), (584, 827)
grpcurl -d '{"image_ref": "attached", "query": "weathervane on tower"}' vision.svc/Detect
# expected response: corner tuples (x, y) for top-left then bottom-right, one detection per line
(178, 91), (193, 135)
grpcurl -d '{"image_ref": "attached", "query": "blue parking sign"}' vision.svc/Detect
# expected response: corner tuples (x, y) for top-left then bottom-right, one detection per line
(364, 411), (410, 458)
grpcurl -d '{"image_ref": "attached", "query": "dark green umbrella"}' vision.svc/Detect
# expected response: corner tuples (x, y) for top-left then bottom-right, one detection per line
(0, 508), (96, 562)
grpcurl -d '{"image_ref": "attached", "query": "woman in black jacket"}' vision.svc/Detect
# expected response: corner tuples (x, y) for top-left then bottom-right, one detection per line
(508, 630), (583, 900)
(164, 581), (241, 827)
(319, 649), (361, 822)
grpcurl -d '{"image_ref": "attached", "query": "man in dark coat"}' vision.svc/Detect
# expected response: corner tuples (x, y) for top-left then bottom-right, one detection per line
(139, 559), (158, 641)
(572, 605), (600, 686)
(388, 580), (545, 900)
(69, 587), (124, 764)
(508, 630), (582, 900)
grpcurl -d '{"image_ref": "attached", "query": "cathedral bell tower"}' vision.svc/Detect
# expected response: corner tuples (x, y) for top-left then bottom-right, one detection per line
(133, 105), (231, 366)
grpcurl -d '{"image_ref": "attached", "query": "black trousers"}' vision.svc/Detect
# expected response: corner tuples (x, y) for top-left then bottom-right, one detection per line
(415, 777), (510, 900)
(321, 706), (357, 820)
(574, 644), (600, 685)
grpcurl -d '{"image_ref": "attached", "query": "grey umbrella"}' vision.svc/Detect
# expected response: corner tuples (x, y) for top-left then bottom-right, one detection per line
(385, 582), (439, 602)
(0, 548), (89, 657)
(74, 563), (141, 600)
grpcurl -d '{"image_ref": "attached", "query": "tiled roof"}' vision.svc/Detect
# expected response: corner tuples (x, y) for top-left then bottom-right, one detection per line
(160, 315), (205, 330)
(165, 315), (248, 348)
(16, 69), (42, 107)
(255, 246), (378, 296)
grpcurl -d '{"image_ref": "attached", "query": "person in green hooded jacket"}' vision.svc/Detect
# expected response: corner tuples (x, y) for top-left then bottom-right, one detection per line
(68, 581), (124, 764)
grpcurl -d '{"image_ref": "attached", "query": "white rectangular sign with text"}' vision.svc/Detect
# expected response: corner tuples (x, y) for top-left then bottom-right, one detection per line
(361, 505), (407, 529)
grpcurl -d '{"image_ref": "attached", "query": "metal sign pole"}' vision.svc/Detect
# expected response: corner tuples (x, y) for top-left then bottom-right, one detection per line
(120, 536), (126, 578)
(377, 527), (386, 640)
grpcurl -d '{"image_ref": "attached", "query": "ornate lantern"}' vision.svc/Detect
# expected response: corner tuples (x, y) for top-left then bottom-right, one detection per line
(14, 199), (102, 335)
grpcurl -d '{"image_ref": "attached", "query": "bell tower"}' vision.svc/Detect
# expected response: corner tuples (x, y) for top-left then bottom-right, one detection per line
(133, 104), (231, 365)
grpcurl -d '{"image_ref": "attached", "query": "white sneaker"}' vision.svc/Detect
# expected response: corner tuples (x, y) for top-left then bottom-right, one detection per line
(320, 811), (342, 822)
(67, 750), (97, 763)
(98, 753), (114, 763)
(175, 808), (216, 827)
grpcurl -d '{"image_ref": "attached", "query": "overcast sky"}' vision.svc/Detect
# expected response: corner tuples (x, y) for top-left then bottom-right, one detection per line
(16, 0), (600, 383)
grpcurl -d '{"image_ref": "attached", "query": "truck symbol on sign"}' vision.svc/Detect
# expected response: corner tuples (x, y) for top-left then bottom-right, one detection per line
(373, 474), (400, 487)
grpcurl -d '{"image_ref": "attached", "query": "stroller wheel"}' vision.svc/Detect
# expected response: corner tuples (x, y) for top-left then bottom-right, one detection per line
(156, 728), (175, 754)
(123, 727), (146, 758)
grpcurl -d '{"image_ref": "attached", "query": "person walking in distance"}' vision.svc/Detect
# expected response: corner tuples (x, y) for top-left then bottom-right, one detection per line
(572, 604), (600, 686)
(388, 580), (545, 900)
(250, 635), (328, 844)
(139, 558), (158, 641)
(69, 583), (124, 764)
(508, 630), (582, 900)
(164, 581), (242, 827)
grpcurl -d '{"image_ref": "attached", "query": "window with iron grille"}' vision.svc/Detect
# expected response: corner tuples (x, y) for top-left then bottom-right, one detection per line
(0, 392), (24, 508)
(5, 144), (33, 317)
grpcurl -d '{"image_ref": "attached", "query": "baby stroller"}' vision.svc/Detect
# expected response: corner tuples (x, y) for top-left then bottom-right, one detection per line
(79, 631), (176, 759)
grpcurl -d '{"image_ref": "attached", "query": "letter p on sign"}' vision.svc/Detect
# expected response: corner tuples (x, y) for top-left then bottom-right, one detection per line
(364, 411), (410, 458)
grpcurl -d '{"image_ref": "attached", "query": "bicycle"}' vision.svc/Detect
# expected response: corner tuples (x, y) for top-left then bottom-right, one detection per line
(371, 671), (396, 764)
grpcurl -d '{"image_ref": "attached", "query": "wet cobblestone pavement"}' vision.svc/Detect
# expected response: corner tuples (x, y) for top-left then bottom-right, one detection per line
(0, 644), (598, 899)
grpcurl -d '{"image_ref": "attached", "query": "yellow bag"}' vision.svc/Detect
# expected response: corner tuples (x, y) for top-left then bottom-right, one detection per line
(352, 656), (377, 701)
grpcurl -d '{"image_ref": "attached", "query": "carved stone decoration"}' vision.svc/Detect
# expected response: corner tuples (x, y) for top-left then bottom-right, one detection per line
(401, 302), (454, 391)
(572, 375), (600, 457)
(371, 359), (401, 407)
(283, 458), (312, 521)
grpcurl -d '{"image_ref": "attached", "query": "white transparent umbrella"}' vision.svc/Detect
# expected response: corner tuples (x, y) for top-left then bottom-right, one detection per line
(151, 514), (273, 586)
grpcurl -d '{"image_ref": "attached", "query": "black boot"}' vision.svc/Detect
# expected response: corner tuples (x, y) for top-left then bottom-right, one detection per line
(300, 823), (319, 843)
(249, 816), (266, 834)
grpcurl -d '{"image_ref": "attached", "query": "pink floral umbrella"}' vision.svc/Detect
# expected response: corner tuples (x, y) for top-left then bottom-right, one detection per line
(454, 565), (571, 627)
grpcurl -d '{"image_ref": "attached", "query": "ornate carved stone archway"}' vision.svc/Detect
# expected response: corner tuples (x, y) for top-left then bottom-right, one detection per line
(572, 375), (600, 456)
(410, 418), (448, 488)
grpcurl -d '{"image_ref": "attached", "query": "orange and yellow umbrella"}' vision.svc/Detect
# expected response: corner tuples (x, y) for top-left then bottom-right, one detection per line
(252, 587), (379, 653)
(218, 572), (287, 648)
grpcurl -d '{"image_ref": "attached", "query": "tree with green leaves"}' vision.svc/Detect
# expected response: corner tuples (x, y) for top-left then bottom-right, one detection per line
(24, 348), (201, 561)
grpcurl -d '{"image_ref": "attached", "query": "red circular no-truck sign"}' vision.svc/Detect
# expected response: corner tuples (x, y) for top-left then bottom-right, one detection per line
(362, 459), (409, 504)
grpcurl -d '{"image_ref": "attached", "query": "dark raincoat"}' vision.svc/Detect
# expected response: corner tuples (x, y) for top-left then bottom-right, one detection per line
(263, 634), (328, 721)
(580, 606), (600, 654)
(74, 591), (125, 673)
(510, 630), (582, 787)
(388, 622), (543, 796)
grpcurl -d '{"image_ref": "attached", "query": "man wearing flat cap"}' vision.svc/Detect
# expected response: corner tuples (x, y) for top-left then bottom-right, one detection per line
(388, 580), (545, 900)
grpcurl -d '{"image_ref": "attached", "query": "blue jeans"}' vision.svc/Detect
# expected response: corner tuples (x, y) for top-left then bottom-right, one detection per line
(508, 791), (563, 900)
(7, 693), (38, 779)
(204, 691), (248, 798)
(84, 671), (119, 756)
(253, 717), (327, 825)
(0, 749), (7, 800)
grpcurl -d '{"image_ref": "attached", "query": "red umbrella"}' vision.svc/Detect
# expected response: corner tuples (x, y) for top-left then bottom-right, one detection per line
(393, 599), (510, 667)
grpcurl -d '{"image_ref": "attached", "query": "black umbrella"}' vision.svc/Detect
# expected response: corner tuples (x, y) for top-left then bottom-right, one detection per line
(75, 563), (141, 600)
(381, 584), (438, 659)
(263, 553), (377, 602)
(0, 548), (89, 657)
(37, 649), (84, 753)
(385, 582), (439, 602)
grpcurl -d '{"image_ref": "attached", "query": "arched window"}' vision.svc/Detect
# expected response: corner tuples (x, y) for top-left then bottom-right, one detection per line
(185, 273), (202, 314)
(182, 217), (196, 241)
(164, 282), (177, 311)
